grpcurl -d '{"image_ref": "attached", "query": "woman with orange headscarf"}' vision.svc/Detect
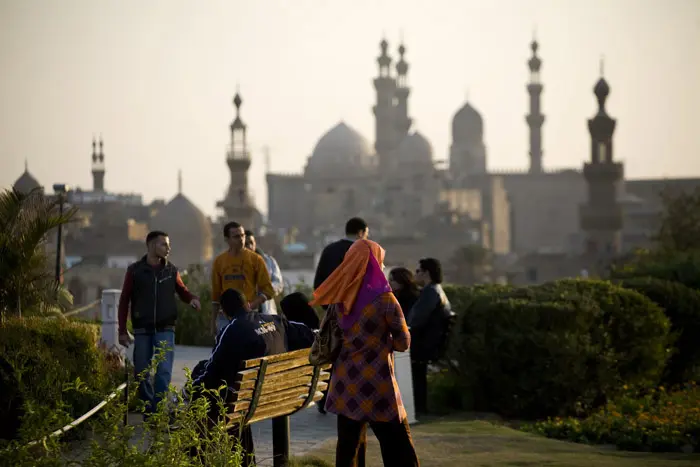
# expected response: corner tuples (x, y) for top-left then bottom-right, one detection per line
(311, 239), (419, 467)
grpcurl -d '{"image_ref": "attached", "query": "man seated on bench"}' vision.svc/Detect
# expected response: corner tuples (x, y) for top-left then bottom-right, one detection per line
(190, 288), (316, 465)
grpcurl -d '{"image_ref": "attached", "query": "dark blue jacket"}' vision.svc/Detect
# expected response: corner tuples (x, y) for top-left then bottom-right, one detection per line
(193, 311), (316, 390)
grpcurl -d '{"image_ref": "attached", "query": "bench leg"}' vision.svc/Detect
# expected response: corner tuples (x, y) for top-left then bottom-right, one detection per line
(272, 415), (290, 467)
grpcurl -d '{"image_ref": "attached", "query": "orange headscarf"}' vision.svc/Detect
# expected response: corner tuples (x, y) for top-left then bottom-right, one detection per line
(310, 239), (386, 315)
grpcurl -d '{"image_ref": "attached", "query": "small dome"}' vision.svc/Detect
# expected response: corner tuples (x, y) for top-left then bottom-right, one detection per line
(305, 121), (376, 177)
(396, 131), (433, 165)
(13, 169), (42, 194)
(151, 193), (212, 267)
(452, 101), (484, 144)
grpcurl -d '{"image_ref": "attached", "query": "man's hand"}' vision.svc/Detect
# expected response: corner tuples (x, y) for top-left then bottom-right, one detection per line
(118, 332), (134, 348)
(249, 295), (266, 311)
(190, 298), (201, 310)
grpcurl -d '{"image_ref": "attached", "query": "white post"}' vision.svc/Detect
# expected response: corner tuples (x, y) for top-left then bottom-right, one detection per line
(394, 350), (417, 424)
(100, 289), (125, 360)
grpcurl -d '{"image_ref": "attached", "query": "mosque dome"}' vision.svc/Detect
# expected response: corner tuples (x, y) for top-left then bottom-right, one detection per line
(305, 121), (376, 177)
(151, 193), (213, 267)
(452, 101), (484, 144)
(396, 131), (433, 166)
(13, 165), (42, 194)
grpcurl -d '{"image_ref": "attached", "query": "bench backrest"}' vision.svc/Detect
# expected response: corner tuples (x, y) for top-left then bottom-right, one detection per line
(227, 348), (331, 425)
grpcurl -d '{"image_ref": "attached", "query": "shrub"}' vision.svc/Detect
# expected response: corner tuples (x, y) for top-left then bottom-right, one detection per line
(525, 382), (700, 453)
(513, 279), (672, 394)
(0, 317), (119, 440)
(175, 265), (214, 347)
(616, 277), (700, 384)
(610, 250), (700, 291)
(458, 295), (602, 418)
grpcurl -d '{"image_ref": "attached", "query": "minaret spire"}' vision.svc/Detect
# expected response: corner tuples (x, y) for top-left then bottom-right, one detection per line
(373, 37), (397, 171)
(177, 170), (182, 194)
(580, 66), (623, 260)
(24, 158), (28, 172)
(526, 35), (545, 173)
(394, 37), (411, 141)
(91, 135), (105, 192)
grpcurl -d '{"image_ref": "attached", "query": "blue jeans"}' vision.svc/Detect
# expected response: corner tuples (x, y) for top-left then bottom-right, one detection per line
(133, 330), (175, 414)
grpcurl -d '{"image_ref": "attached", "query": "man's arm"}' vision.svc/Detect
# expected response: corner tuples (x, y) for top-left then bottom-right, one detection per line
(193, 322), (241, 389)
(174, 271), (197, 304)
(268, 256), (285, 296)
(251, 255), (274, 309)
(384, 295), (411, 352)
(117, 268), (134, 336)
(407, 287), (440, 330)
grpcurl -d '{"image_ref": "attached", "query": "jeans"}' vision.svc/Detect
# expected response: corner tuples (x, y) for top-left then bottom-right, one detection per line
(133, 330), (175, 414)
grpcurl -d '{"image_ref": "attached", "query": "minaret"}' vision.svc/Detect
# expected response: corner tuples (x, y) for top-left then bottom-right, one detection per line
(394, 41), (412, 142)
(526, 38), (544, 173)
(372, 38), (397, 171)
(177, 169), (183, 195)
(217, 91), (255, 228)
(579, 60), (624, 258)
(91, 136), (105, 192)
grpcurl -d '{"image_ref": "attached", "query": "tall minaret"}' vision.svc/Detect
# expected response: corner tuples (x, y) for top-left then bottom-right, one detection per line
(373, 38), (397, 171)
(526, 38), (544, 174)
(579, 61), (624, 258)
(394, 41), (412, 142)
(218, 91), (255, 228)
(91, 136), (105, 192)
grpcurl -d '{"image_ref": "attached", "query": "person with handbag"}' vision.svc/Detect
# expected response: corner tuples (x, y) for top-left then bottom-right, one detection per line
(310, 239), (420, 467)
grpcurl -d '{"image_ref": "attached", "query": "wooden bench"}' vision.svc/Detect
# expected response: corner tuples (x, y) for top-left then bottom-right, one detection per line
(226, 348), (332, 467)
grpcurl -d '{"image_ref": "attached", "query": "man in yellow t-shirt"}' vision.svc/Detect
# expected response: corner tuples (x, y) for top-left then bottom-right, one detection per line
(211, 221), (275, 334)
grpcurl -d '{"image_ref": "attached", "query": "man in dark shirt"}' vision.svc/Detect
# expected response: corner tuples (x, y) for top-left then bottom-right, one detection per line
(312, 217), (369, 290)
(117, 231), (201, 414)
(192, 288), (315, 466)
(311, 217), (368, 413)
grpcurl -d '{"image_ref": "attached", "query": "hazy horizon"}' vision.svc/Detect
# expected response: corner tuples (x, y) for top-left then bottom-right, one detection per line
(1, 0), (699, 218)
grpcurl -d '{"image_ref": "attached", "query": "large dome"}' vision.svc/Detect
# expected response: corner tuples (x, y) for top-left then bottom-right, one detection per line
(305, 121), (376, 177)
(396, 131), (433, 165)
(151, 193), (212, 267)
(13, 169), (42, 194)
(452, 101), (484, 143)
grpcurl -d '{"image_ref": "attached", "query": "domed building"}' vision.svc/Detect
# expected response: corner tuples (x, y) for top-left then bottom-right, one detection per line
(13, 161), (43, 194)
(450, 100), (487, 179)
(151, 174), (213, 268)
(395, 131), (433, 171)
(304, 121), (377, 178)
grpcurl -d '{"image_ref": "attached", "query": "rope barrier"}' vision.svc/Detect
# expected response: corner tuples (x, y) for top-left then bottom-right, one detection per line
(62, 299), (101, 318)
(24, 382), (127, 448)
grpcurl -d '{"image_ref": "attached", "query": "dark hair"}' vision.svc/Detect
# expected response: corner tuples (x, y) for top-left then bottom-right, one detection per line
(220, 288), (247, 317)
(345, 217), (368, 236)
(244, 229), (255, 238)
(418, 258), (443, 284)
(223, 221), (242, 238)
(389, 267), (420, 294)
(146, 230), (168, 244)
(280, 292), (320, 329)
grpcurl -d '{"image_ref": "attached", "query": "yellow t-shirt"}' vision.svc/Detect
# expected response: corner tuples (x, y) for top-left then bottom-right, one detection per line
(211, 249), (275, 305)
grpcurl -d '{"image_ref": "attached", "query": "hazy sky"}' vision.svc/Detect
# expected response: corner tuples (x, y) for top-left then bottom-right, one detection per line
(1, 0), (699, 218)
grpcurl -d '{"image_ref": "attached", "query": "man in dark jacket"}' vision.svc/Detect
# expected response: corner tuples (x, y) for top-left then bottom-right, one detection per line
(192, 288), (315, 466)
(409, 257), (453, 415)
(312, 217), (369, 290)
(117, 231), (201, 414)
(311, 217), (368, 413)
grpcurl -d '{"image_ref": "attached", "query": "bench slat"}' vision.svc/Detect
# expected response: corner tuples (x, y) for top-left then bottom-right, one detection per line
(241, 348), (312, 369)
(231, 381), (329, 412)
(233, 366), (321, 391)
(228, 391), (325, 425)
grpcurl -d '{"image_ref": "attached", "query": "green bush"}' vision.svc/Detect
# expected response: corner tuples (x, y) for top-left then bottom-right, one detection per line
(616, 277), (700, 384)
(512, 279), (672, 393)
(458, 295), (602, 418)
(175, 266), (214, 347)
(447, 279), (671, 419)
(610, 250), (700, 291)
(0, 317), (120, 440)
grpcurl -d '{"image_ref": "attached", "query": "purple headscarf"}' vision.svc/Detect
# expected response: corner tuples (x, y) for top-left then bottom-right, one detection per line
(338, 251), (392, 330)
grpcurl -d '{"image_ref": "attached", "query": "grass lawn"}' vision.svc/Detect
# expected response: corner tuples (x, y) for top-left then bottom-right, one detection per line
(291, 414), (700, 467)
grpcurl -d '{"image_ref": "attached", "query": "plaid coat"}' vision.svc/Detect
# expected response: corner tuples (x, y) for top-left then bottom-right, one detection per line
(324, 292), (411, 422)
